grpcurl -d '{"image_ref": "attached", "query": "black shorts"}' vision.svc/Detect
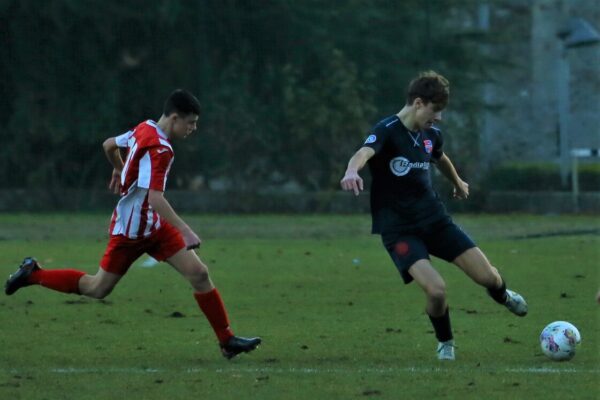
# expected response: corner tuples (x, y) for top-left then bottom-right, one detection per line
(381, 219), (476, 284)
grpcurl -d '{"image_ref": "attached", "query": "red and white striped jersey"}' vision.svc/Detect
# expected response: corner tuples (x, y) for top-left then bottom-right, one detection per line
(109, 120), (174, 239)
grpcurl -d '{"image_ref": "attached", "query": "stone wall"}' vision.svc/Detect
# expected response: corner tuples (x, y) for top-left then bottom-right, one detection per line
(479, 0), (599, 164)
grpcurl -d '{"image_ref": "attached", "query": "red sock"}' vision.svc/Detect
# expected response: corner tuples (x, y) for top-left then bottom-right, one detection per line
(194, 288), (234, 344)
(29, 269), (85, 294)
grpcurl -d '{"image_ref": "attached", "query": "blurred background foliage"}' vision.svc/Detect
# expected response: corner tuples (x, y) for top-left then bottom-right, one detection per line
(0, 0), (506, 191)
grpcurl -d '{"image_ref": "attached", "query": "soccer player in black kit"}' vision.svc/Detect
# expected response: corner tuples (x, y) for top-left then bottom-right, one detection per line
(340, 71), (527, 360)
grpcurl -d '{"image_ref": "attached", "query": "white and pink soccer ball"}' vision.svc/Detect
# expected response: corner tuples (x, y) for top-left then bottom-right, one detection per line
(540, 321), (581, 361)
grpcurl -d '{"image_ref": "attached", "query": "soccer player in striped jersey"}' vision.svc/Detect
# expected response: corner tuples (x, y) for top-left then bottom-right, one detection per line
(5, 89), (261, 359)
(340, 71), (527, 360)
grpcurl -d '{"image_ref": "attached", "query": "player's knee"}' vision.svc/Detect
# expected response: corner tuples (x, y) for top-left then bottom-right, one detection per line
(85, 288), (109, 299)
(187, 263), (210, 287)
(96, 288), (113, 299)
(88, 284), (113, 299)
(86, 278), (115, 299)
(425, 282), (447, 304)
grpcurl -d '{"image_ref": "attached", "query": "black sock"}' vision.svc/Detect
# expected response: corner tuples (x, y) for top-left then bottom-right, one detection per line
(487, 278), (507, 304)
(428, 307), (453, 342)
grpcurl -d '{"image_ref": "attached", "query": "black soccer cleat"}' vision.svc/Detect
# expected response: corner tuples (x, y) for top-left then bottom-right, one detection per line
(220, 336), (262, 360)
(5, 257), (40, 296)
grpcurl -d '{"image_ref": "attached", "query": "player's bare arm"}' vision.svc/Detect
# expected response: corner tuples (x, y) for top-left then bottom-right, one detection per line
(435, 153), (469, 199)
(341, 146), (375, 196)
(147, 189), (201, 250)
(103, 137), (125, 194)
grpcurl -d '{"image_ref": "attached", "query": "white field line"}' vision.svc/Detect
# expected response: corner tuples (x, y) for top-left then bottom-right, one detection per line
(3, 366), (599, 375)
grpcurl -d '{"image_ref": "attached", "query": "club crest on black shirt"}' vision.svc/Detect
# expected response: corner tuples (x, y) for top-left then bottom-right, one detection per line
(361, 115), (449, 234)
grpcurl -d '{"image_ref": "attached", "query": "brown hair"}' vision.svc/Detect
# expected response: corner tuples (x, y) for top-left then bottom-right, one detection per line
(406, 70), (449, 109)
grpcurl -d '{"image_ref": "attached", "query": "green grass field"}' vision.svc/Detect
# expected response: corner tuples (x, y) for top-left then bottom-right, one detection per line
(0, 213), (598, 399)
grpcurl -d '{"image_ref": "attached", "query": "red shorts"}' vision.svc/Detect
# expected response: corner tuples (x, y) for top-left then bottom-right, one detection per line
(100, 221), (186, 275)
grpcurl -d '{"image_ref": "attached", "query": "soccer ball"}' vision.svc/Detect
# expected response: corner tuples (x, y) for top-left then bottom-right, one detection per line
(539, 321), (581, 361)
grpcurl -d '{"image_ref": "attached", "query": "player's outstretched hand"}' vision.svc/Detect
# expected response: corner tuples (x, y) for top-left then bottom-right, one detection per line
(340, 171), (364, 196)
(453, 180), (469, 200)
(109, 169), (121, 194)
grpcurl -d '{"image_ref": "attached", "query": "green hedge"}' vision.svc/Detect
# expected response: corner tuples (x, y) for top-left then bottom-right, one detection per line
(485, 162), (600, 191)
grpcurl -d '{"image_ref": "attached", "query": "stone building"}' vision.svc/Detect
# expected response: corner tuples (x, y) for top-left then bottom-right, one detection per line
(459, 0), (600, 169)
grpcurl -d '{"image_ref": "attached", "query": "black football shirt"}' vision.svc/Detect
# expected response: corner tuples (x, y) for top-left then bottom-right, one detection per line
(362, 115), (449, 234)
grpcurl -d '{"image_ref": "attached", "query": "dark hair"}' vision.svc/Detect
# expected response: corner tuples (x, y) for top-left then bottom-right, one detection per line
(406, 71), (449, 109)
(163, 89), (201, 117)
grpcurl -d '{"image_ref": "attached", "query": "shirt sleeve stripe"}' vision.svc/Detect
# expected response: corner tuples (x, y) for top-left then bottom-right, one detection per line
(138, 151), (152, 189)
(158, 138), (173, 151)
(115, 131), (132, 147)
